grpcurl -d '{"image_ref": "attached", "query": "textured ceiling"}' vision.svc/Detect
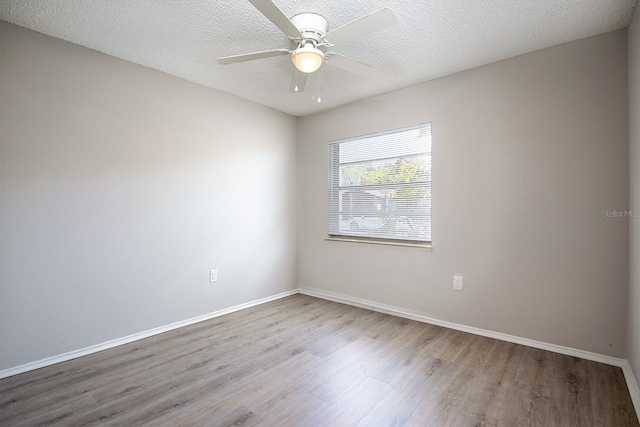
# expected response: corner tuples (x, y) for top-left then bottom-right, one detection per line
(1, 0), (637, 116)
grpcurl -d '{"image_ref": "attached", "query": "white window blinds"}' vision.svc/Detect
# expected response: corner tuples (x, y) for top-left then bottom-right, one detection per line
(328, 123), (432, 244)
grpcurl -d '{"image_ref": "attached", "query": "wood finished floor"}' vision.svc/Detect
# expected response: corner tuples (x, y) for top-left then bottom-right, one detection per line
(1, 294), (638, 426)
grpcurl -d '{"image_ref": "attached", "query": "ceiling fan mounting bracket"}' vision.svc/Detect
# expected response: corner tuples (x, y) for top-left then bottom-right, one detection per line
(290, 13), (328, 45)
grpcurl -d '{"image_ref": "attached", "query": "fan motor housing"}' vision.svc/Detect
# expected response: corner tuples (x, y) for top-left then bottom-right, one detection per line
(291, 13), (328, 43)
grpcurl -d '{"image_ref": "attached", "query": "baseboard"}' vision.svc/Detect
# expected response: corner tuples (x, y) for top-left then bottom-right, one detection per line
(299, 287), (627, 367)
(0, 289), (298, 380)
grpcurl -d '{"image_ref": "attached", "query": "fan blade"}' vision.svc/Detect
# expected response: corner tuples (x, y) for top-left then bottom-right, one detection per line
(248, 0), (303, 40)
(217, 49), (290, 64)
(327, 53), (380, 78)
(289, 69), (308, 93)
(324, 8), (397, 45)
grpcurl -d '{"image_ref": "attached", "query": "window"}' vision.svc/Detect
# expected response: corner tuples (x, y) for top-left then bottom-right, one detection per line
(328, 123), (432, 246)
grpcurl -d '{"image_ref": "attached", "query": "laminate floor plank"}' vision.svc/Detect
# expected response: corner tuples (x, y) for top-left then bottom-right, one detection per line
(1, 294), (637, 427)
(240, 336), (391, 418)
(355, 355), (450, 427)
(308, 377), (393, 427)
(141, 352), (321, 427)
(308, 321), (426, 404)
(172, 339), (361, 425)
(504, 346), (554, 427)
(517, 347), (555, 426)
(568, 356), (595, 427)
(402, 334), (491, 427)
(246, 305), (382, 371)
(370, 324), (450, 386)
(13, 395), (100, 427)
(589, 359), (638, 426)
(205, 406), (263, 427)
(302, 309), (385, 358)
(64, 360), (264, 426)
(475, 340), (528, 425)
(452, 339), (515, 426)
(255, 391), (331, 427)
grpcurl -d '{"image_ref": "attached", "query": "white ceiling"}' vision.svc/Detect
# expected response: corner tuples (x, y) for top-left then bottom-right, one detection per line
(1, 0), (637, 116)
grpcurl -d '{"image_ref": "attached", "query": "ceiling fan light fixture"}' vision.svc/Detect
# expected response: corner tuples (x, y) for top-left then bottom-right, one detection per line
(291, 43), (324, 73)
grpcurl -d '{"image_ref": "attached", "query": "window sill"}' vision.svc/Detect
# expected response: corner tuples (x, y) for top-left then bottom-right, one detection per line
(325, 237), (432, 249)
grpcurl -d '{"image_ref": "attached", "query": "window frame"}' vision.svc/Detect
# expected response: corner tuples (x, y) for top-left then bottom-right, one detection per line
(326, 123), (432, 248)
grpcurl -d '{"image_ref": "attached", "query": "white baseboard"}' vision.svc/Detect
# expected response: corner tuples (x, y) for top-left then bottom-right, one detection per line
(0, 289), (298, 380)
(299, 286), (640, 422)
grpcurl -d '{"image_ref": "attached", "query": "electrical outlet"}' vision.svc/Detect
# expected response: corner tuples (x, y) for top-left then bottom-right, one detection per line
(453, 275), (463, 291)
(210, 269), (218, 283)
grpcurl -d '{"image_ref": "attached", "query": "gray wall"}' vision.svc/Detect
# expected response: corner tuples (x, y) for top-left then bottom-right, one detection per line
(298, 30), (629, 357)
(628, 5), (640, 380)
(0, 22), (298, 370)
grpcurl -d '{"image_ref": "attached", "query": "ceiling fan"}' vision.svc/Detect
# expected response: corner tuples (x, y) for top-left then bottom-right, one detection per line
(217, 0), (398, 94)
